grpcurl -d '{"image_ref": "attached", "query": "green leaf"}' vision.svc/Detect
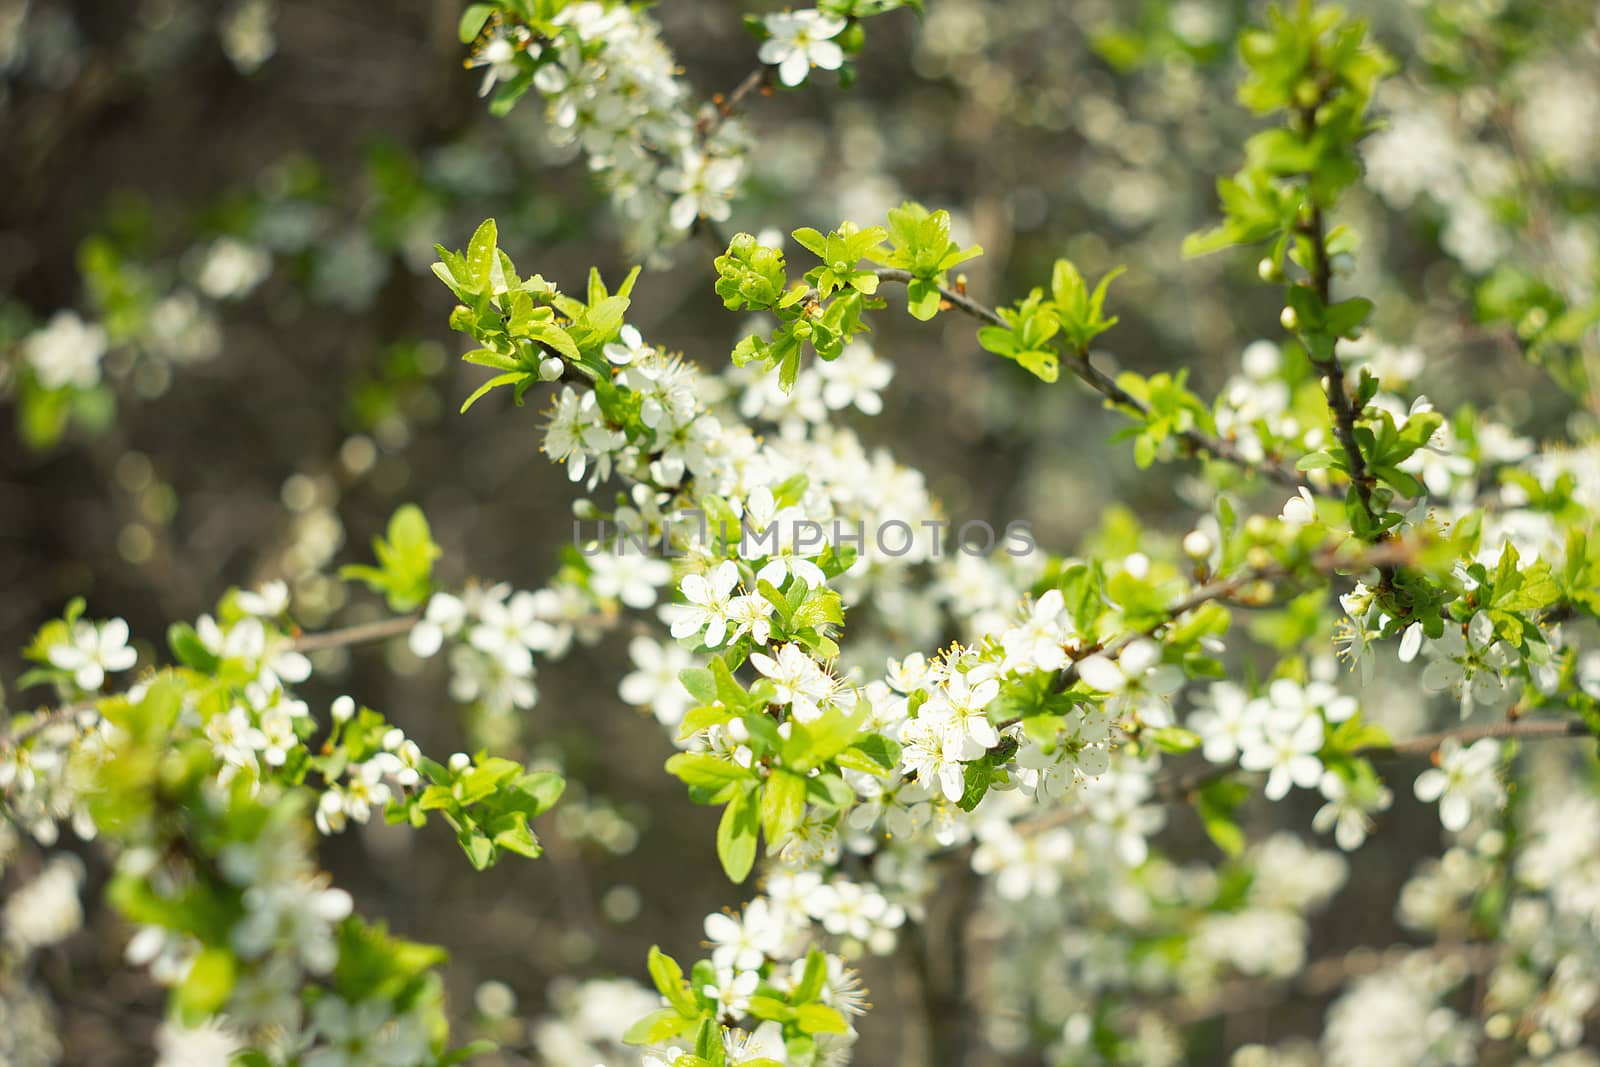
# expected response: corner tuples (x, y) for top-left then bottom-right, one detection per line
(176, 946), (236, 1021)
(338, 504), (440, 612)
(460, 830), (495, 870)
(784, 702), (864, 771)
(515, 770), (566, 814)
(677, 703), (737, 741)
(466, 219), (498, 293)
(647, 946), (701, 1018)
(793, 949), (828, 1004)
(458, 4), (495, 42)
(679, 667), (717, 705)
(665, 753), (753, 792)
(748, 995), (798, 1021)
(791, 227), (827, 258)
(956, 758), (993, 812)
(710, 655), (753, 710)
(906, 278), (942, 320)
(623, 1008), (699, 1046)
(491, 819), (542, 859)
(795, 1002), (848, 1035)
(167, 622), (219, 671)
(1146, 726), (1201, 754)
(759, 770), (807, 852)
(527, 321), (582, 363)
(1196, 777), (1250, 857)
(849, 733), (900, 770)
(458, 371), (528, 413)
(1014, 348), (1060, 383)
(717, 783), (760, 883)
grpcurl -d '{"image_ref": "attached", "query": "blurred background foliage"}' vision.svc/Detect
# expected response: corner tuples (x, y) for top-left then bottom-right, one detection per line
(1, 0), (1597, 1063)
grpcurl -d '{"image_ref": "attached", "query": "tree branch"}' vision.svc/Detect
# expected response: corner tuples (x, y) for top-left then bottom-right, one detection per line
(992, 538), (1420, 734)
(2, 612), (425, 750)
(1151, 714), (1590, 810)
(288, 613), (420, 653)
(868, 268), (1320, 493)
(695, 68), (768, 141)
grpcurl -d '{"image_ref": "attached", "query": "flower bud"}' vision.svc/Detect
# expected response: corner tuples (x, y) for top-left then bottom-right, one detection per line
(1257, 257), (1281, 282)
(1181, 529), (1214, 560)
(448, 752), (472, 773)
(1279, 305), (1299, 331)
(331, 695), (355, 723)
(539, 355), (565, 381)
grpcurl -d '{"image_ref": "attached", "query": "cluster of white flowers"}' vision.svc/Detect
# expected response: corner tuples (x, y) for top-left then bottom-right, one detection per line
(482, 3), (748, 258)
(1362, 83), (1517, 273)
(522, 880), (881, 1066)
(410, 580), (593, 719)
(1211, 339), (1317, 466)
(969, 829), (1347, 1064)
(10, 274), (1589, 1067)
(22, 310), (107, 391)
(530, 977), (663, 1066)
(9, 229), (259, 427)
(1186, 676), (1389, 845)
(312, 696), (423, 834)
(1362, 67), (1599, 297)
(1322, 953), (1479, 1067)
(0, 707), (107, 846)
(122, 803), (362, 1059)
(2, 854), (84, 954)
(728, 339), (896, 433)
(1412, 736), (1505, 834)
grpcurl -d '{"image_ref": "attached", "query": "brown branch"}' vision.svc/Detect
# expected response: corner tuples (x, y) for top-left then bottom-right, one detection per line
(1291, 92), (1398, 591)
(1014, 713), (1592, 839)
(1376, 716), (1591, 757)
(696, 68), (768, 140)
(1301, 207), (1384, 522)
(1155, 714), (1590, 808)
(2, 702), (95, 749)
(289, 613), (419, 653)
(2, 613), (422, 750)
(992, 538), (1420, 736)
(868, 268), (1321, 493)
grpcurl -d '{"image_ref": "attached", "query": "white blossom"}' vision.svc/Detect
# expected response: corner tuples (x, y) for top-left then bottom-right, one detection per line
(758, 10), (847, 88)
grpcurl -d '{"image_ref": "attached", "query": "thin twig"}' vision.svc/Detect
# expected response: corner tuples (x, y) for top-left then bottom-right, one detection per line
(289, 613), (419, 653)
(2, 613), (423, 750)
(867, 268), (1319, 493)
(1293, 95), (1398, 591)
(994, 538), (1420, 733)
(1153, 714), (1590, 807)
(696, 68), (768, 140)
(1013, 714), (1593, 838)
(2, 702), (95, 749)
